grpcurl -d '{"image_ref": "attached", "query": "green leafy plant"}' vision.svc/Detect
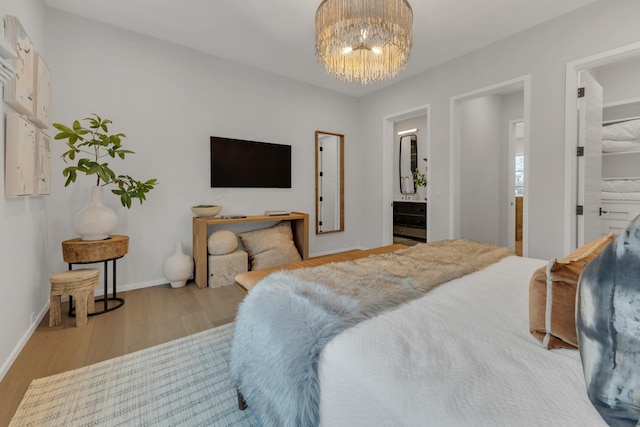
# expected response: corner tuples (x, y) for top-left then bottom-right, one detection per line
(53, 114), (158, 208)
(413, 157), (428, 189)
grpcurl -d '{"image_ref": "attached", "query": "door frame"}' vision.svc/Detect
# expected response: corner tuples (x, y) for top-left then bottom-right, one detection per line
(563, 41), (640, 254)
(382, 104), (431, 246)
(449, 75), (531, 256)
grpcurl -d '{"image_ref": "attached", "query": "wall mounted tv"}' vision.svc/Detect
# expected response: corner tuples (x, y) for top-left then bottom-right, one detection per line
(210, 136), (292, 188)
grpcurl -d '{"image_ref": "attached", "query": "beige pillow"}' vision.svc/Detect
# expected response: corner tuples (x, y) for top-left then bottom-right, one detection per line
(529, 233), (615, 349)
(208, 230), (238, 255)
(238, 221), (302, 270)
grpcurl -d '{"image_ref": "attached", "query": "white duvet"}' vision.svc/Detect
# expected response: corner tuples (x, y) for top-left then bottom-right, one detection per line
(602, 179), (640, 193)
(602, 191), (640, 201)
(602, 139), (640, 153)
(318, 256), (607, 427)
(602, 118), (640, 141)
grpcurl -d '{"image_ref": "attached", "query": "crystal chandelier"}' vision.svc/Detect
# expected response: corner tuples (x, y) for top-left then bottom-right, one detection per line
(315, 0), (413, 84)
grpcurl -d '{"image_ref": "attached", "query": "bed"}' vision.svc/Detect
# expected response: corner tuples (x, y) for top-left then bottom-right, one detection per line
(230, 240), (608, 427)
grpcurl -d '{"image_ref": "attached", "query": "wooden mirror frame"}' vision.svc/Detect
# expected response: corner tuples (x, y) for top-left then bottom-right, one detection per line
(315, 131), (344, 234)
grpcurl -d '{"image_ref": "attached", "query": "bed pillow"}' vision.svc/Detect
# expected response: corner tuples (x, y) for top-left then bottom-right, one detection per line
(208, 230), (238, 255)
(529, 233), (615, 349)
(238, 221), (302, 270)
(576, 217), (640, 426)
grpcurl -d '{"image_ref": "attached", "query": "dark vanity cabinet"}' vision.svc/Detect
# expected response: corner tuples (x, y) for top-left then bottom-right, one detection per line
(393, 201), (427, 241)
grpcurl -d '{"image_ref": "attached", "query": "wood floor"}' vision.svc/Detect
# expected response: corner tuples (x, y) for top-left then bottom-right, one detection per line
(0, 282), (245, 427)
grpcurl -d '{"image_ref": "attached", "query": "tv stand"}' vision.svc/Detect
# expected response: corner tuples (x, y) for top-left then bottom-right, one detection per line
(192, 212), (309, 288)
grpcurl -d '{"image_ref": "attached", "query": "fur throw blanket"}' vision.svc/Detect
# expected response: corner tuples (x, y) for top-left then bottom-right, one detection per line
(230, 240), (512, 427)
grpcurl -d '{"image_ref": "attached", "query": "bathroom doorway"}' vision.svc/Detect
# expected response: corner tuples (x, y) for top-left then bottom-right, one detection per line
(382, 104), (430, 247)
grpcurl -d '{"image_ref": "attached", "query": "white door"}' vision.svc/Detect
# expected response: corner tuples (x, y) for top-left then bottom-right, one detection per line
(576, 71), (603, 246)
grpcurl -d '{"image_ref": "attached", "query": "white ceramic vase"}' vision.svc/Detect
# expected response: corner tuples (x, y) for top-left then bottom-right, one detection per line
(73, 186), (118, 241)
(163, 242), (193, 288)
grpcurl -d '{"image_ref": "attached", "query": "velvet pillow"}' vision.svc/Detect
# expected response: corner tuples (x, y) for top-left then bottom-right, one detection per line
(238, 221), (302, 270)
(529, 233), (615, 349)
(207, 230), (238, 255)
(576, 218), (640, 425)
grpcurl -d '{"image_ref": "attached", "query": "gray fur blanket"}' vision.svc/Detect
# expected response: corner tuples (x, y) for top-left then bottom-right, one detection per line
(230, 240), (512, 427)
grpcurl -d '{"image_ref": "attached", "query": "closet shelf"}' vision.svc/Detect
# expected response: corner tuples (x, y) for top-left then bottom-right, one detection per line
(603, 97), (640, 109)
(602, 176), (640, 181)
(603, 150), (640, 156)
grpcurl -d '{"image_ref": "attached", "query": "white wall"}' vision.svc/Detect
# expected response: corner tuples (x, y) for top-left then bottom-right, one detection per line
(356, 0), (640, 259)
(595, 55), (640, 104)
(459, 95), (502, 245)
(44, 9), (362, 279)
(499, 91), (525, 246)
(0, 0), (49, 381)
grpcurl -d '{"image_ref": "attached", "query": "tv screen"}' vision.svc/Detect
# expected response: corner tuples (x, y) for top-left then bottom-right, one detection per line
(210, 136), (292, 188)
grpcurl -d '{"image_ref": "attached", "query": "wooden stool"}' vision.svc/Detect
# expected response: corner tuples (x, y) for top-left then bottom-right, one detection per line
(49, 269), (100, 327)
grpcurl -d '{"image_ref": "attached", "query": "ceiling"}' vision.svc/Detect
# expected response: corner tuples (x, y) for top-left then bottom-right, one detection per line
(43, 0), (598, 98)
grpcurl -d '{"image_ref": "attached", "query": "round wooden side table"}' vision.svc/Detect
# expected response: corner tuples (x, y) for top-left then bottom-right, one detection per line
(61, 235), (129, 315)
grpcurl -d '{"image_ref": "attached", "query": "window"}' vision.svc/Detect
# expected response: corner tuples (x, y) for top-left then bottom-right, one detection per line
(515, 154), (524, 196)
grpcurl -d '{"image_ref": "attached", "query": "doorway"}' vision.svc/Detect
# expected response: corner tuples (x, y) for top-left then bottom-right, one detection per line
(509, 120), (525, 255)
(563, 41), (640, 253)
(382, 105), (431, 247)
(450, 76), (531, 256)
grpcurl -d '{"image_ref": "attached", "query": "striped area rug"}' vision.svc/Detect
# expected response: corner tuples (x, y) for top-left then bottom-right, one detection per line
(10, 322), (258, 427)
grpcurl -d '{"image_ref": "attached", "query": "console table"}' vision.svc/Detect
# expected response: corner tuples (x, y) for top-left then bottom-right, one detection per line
(192, 212), (309, 288)
(62, 235), (129, 315)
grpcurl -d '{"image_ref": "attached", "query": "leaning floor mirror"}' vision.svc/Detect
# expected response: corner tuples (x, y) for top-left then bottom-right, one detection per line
(315, 131), (344, 234)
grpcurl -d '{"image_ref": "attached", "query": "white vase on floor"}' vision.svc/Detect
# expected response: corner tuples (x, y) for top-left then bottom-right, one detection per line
(163, 242), (193, 288)
(73, 186), (118, 241)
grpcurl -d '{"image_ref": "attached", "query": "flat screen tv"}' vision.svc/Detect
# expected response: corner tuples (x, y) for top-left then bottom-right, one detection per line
(210, 136), (292, 188)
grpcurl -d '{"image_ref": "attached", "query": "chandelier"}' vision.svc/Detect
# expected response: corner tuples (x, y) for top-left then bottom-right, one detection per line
(315, 0), (413, 84)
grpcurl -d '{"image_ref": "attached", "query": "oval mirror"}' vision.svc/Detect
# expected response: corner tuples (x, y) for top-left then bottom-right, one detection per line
(315, 131), (344, 234)
(399, 134), (417, 194)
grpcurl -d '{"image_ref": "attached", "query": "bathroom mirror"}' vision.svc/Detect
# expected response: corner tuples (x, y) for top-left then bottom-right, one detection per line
(315, 131), (344, 234)
(399, 134), (418, 194)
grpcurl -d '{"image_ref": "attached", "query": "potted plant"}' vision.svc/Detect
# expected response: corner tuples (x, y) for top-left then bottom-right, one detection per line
(53, 114), (158, 240)
(412, 157), (428, 200)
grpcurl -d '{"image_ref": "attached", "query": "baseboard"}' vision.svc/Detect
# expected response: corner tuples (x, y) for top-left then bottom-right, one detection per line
(0, 278), (173, 383)
(0, 303), (49, 383)
(93, 278), (169, 296)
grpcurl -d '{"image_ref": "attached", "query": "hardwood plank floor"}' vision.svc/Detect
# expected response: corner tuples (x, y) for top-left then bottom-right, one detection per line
(0, 281), (245, 426)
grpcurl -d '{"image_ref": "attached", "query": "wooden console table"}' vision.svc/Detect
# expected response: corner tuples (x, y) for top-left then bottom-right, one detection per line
(192, 212), (309, 288)
(62, 235), (129, 315)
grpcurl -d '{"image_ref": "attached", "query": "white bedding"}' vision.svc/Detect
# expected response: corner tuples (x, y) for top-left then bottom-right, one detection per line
(602, 118), (640, 141)
(602, 178), (640, 193)
(602, 139), (640, 153)
(601, 179), (640, 201)
(318, 256), (606, 427)
(602, 191), (640, 201)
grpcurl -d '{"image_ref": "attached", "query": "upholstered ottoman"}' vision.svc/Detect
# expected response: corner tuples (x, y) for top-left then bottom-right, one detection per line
(208, 249), (248, 288)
